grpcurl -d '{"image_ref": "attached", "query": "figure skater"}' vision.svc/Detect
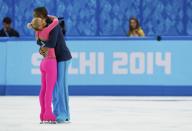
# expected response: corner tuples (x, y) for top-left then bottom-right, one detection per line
(33, 7), (72, 123)
(28, 16), (58, 124)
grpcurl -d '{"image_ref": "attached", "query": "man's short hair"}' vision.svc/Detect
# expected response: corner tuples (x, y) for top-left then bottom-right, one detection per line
(33, 7), (48, 18)
(3, 17), (12, 24)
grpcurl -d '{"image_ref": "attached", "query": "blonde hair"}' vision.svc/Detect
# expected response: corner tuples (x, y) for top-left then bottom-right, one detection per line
(31, 18), (44, 31)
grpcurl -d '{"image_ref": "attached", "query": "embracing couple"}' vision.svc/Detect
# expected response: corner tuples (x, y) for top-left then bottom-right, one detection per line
(28, 7), (72, 124)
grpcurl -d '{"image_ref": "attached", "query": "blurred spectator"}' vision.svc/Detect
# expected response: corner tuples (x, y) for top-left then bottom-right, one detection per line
(128, 17), (145, 37)
(0, 17), (19, 37)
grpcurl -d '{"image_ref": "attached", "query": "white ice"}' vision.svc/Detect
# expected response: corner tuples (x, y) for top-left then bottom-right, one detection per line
(0, 96), (192, 131)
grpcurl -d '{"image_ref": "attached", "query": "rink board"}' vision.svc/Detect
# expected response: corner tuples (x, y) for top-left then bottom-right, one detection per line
(0, 38), (192, 96)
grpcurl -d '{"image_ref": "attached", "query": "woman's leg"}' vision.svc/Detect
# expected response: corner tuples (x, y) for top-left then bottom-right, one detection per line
(43, 59), (57, 121)
(39, 60), (46, 121)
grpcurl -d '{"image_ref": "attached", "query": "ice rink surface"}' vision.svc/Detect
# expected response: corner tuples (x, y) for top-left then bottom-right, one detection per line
(0, 96), (192, 131)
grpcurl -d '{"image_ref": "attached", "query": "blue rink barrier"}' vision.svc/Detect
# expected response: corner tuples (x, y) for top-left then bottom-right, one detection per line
(0, 37), (192, 96)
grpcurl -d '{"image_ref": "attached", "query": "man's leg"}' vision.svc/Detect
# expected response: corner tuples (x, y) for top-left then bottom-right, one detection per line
(53, 80), (59, 117)
(63, 61), (70, 120)
(53, 61), (70, 122)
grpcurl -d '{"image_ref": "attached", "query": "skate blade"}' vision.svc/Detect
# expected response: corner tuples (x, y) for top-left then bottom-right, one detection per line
(56, 120), (71, 124)
(65, 121), (71, 124)
(40, 121), (56, 124)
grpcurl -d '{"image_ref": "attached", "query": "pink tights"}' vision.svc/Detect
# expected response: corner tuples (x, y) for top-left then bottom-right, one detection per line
(39, 58), (57, 121)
